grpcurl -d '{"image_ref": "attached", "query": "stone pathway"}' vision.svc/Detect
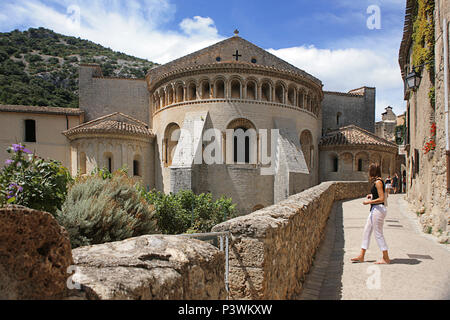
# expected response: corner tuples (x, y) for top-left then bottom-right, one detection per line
(299, 194), (450, 300)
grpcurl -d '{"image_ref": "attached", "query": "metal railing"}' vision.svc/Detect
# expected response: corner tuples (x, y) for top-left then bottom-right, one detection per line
(178, 231), (230, 296)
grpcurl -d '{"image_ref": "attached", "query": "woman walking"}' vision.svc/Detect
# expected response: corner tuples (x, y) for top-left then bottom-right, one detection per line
(385, 175), (392, 195)
(351, 163), (391, 264)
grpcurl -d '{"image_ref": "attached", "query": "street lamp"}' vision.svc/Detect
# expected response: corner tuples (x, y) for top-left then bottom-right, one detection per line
(405, 68), (422, 91)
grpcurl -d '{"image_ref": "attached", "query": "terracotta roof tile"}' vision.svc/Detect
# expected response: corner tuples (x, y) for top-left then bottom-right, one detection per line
(319, 125), (397, 149)
(63, 112), (153, 139)
(0, 104), (84, 116)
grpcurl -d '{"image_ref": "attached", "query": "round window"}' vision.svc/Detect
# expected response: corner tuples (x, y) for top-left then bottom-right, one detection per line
(216, 56), (222, 62)
(251, 58), (257, 63)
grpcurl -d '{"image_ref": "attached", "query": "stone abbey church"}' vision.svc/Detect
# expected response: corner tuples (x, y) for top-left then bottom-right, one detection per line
(0, 34), (398, 214)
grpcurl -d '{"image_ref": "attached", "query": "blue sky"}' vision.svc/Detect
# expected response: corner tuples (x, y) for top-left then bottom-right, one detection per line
(0, 0), (408, 120)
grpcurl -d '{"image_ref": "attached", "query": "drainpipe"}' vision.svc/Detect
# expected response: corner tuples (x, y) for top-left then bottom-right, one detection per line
(444, 18), (450, 193)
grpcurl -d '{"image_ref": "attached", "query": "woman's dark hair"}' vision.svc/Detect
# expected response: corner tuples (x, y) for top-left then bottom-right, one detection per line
(368, 163), (382, 182)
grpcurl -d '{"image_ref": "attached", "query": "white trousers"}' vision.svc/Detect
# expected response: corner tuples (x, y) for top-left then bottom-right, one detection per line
(361, 204), (388, 252)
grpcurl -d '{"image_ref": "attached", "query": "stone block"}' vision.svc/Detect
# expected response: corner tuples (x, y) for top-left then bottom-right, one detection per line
(0, 205), (74, 300)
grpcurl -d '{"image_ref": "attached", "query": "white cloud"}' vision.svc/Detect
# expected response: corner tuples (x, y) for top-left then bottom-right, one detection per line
(0, 0), (224, 64)
(268, 35), (406, 121)
(180, 16), (218, 37)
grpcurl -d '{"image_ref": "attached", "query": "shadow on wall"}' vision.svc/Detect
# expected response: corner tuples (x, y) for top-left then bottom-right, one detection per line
(319, 202), (345, 300)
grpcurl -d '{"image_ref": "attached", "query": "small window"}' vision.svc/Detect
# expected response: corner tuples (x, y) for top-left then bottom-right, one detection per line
(133, 160), (140, 177)
(216, 56), (221, 62)
(80, 152), (87, 175)
(336, 112), (342, 126)
(107, 157), (112, 173)
(358, 159), (363, 172)
(24, 119), (36, 142)
(251, 58), (257, 63)
(333, 157), (339, 172)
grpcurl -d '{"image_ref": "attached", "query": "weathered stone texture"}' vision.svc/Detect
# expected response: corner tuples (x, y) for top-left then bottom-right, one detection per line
(70, 235), (227, 300)
(400, 0), (450, 239)
(212, 181), (368, 300)
(0, 205), (74, 300)
(322, 88), (376, 134)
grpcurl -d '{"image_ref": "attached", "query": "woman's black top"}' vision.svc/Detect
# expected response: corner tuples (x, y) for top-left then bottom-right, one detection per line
(370, 179), (385, 210)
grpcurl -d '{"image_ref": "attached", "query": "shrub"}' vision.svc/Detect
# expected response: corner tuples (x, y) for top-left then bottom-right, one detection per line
(25, 53), (43, 63)
(56, 172), (156, 248)
(143, 189), (237, 235)
(0, 144), (72, 215)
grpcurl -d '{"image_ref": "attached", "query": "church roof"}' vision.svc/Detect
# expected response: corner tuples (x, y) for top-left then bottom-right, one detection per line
(319, 125), (397, 149)
(63, 112), (154, 139)
(0, 104), (84, 116)
(147, 35), (322, 87)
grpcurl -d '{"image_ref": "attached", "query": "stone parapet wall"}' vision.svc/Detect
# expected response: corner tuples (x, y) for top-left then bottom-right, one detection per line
(212, 181), (368, 300)
(70, 235), (227, 300)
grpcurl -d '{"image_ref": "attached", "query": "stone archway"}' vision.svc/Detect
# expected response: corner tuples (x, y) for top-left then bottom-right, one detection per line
(164, 123), (181, 166)
(226, 118), (257, 164)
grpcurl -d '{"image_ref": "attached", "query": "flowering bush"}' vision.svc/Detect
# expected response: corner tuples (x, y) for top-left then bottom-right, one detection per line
(423, 123), (437, 154)
(0, 144), (72, 215)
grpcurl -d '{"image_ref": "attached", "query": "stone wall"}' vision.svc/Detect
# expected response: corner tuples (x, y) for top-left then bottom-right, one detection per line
(70, 235), (227, 300)
(212, 181), (368, 300)
(320, 148), (397, 182)
(79, 65), (150, 124)
(403, 1), (450, 242)
(322, 88), (376, 134)
(0, 112), (82, 170)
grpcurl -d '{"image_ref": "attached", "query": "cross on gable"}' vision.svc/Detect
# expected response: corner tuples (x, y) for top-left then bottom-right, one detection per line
(233, 50), (242, 61)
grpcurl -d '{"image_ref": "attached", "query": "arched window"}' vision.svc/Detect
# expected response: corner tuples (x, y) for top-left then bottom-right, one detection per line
(261, 82), (271, 102)
(306, 95), (311, 111)
(230, 79), (241, 99)
(215, 79), (225, 98)
(311, 97), (317, 115)
(160, 90), (166, 107)
(300, 130), (313, 170)
(298, 91), (304, 109)
(176, 84), (184, 103)
(246, 81), (257, 100)
(227, 118), (257, 164)
(164, 123), (181, 166)
(167, 86), (174, 105)
(133, 159), (140, 177)
(104, 152), (113, 173)
(234, 127), (250, 163)
(154, 94), (160, 111)
(275, 83), (284, 104)
(79, 152), (87, 175)
(201, 81), (210, 99)
(188, 83), (197, 101)
(355, 152), (369, 172)
(331, 154), (339, 172)
(24, 119), (36, 142)
(288, 87), (295, 106)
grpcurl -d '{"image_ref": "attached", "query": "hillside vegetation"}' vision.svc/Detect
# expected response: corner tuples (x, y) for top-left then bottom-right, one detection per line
(0, 27), (156, 108)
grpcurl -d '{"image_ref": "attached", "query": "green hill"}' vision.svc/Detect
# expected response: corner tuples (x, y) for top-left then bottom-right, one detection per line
(0, 27), (157, 108)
